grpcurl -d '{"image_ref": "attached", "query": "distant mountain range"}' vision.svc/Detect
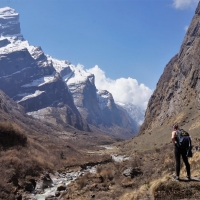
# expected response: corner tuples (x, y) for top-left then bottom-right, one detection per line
(0, 7), (144, 139)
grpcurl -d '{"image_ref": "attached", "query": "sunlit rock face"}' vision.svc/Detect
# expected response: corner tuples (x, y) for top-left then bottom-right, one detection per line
(0, 7), (88, 131)
(50, 57), (139, 139)
(139, 2), (200, 135)
(116, 102), (145, 127)
(0, 7), (20, 36)
(0, 7), (140, 138)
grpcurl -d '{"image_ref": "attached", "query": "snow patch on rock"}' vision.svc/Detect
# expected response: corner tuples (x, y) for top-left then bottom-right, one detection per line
(17, 90), (45, 103)
(21, 75), (55, 88)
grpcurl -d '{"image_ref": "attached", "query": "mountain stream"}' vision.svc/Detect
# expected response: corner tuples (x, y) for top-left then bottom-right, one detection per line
(28, 145), (130, 200)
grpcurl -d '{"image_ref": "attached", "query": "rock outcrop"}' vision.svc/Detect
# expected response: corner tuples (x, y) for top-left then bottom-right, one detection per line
(116, 102), (145, 127)
(139, 2), (200, 137)
(0, 7), (89, 131)
(50, 57), (138, 139)
(0, 7), (20, 35)
(0, 7), (139, 139)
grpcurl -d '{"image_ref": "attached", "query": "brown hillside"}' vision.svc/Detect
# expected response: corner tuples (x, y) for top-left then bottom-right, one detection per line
(0, 90), (116, 199)
(137, 2), (200, 148)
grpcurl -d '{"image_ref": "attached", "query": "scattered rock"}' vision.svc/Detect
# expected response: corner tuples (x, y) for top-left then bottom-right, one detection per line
(9, 175), (19, 187)
(123, 167), (133, 177)
(123, 167), (143, 178)
(57, 184), (67, 191)
(55, 191), (60, 197)
(41, 173), (53, 189)
(16, 193), (22, 200)
(24, 179), (36, 192)
(91, 194), (95, 198)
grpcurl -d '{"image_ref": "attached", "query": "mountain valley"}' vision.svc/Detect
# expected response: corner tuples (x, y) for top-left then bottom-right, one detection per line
(1, 3), (200, 200)
(0, 7), (141, 139)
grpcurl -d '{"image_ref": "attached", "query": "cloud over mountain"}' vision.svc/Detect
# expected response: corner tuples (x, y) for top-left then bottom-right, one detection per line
(172, 0), (199, 9)
(86, 65), (152, 110)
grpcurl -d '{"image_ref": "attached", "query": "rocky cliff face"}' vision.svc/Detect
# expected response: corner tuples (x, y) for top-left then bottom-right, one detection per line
(0, 7), (139, 139)
(0, 89), (58, 137)
(50, 57), (138, 139)
(139, 2), (200, 136)
(0, 7), (89, 131)
(116, 102), (145, 127)
(0, 7), (20, 35)
(96, 90), (138, 139)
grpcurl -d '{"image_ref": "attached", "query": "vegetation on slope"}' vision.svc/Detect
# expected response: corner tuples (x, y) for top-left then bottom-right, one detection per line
(61, 143), (200, 200)
(0, 121), (112, 200)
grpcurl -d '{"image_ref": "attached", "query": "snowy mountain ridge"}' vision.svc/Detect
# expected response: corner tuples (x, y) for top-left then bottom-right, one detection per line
(116, 101), (145, 126)
(0, 7), (142, 138)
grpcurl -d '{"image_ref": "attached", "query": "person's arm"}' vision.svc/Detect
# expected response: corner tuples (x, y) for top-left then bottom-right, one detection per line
(171, 131), (176, 145)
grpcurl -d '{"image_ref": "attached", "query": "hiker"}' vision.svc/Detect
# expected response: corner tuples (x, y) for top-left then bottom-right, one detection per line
(171, 123), (191, 180)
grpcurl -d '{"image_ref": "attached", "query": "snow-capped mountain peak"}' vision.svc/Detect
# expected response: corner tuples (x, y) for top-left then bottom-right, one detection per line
(0, 6), (141, 139)
(0, 7), (18, 17)
(48, 55), (94, 85)
(0, 7), (20, 36)
(97, 90), (112, 110)
(116, 101), (145, 126)
(0, 7), (49, 65)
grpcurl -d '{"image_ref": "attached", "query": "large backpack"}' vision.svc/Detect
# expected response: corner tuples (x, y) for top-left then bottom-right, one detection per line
(177, 129), (191, 149)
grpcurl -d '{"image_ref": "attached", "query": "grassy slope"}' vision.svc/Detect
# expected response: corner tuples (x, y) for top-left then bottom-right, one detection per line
(60, 141), (200, 200)
(59, 103), (200, 200)
(0, 90), (117, 199)
(121, 103), (200, 153)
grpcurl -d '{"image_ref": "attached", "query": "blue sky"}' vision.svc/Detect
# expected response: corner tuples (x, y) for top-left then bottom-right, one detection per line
(0, 0), (199, 109)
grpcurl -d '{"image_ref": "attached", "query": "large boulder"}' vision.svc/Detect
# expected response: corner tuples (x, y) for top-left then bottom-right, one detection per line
(40, 174), (53, 190)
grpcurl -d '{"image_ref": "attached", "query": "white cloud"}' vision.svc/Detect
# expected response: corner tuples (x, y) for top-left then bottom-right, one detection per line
(86, 65), (153, 110)
(172, 0), (199, 9)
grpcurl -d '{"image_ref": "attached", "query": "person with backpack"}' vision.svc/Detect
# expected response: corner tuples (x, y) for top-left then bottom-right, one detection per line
(171, 123), (191, 180)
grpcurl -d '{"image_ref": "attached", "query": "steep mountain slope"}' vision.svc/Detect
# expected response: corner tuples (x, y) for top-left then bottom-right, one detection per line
(0, 6), (139, 139)
(0, 87), (115, 146)
(0, 89), (116, 200)
(0, 89), (50, 135)
(49, 57), (138, 139)
(116, 102), (145, 127)
(0, 89), (78, 142)
(135, 2), (200, 149)
(0, 7), (87, 131)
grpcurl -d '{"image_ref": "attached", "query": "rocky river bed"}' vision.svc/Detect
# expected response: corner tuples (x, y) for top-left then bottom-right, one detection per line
(22, 166), (96, 200)
(22, 146), (130, 200)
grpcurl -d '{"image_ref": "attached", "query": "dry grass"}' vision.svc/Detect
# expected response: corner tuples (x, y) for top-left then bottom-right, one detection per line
(0, 121), (114, 199)
(123, 150), (200, 200)
(62, 144), (200, 200)
(1, 102), (199, 199)
(76, 175), (89, 190)
(186, 150), (200, 177)
(152, 179), (200, 199)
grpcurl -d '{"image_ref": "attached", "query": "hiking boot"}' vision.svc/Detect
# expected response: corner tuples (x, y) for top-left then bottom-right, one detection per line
(186, 176), (191, 181)
(174, 176), (179, 180)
